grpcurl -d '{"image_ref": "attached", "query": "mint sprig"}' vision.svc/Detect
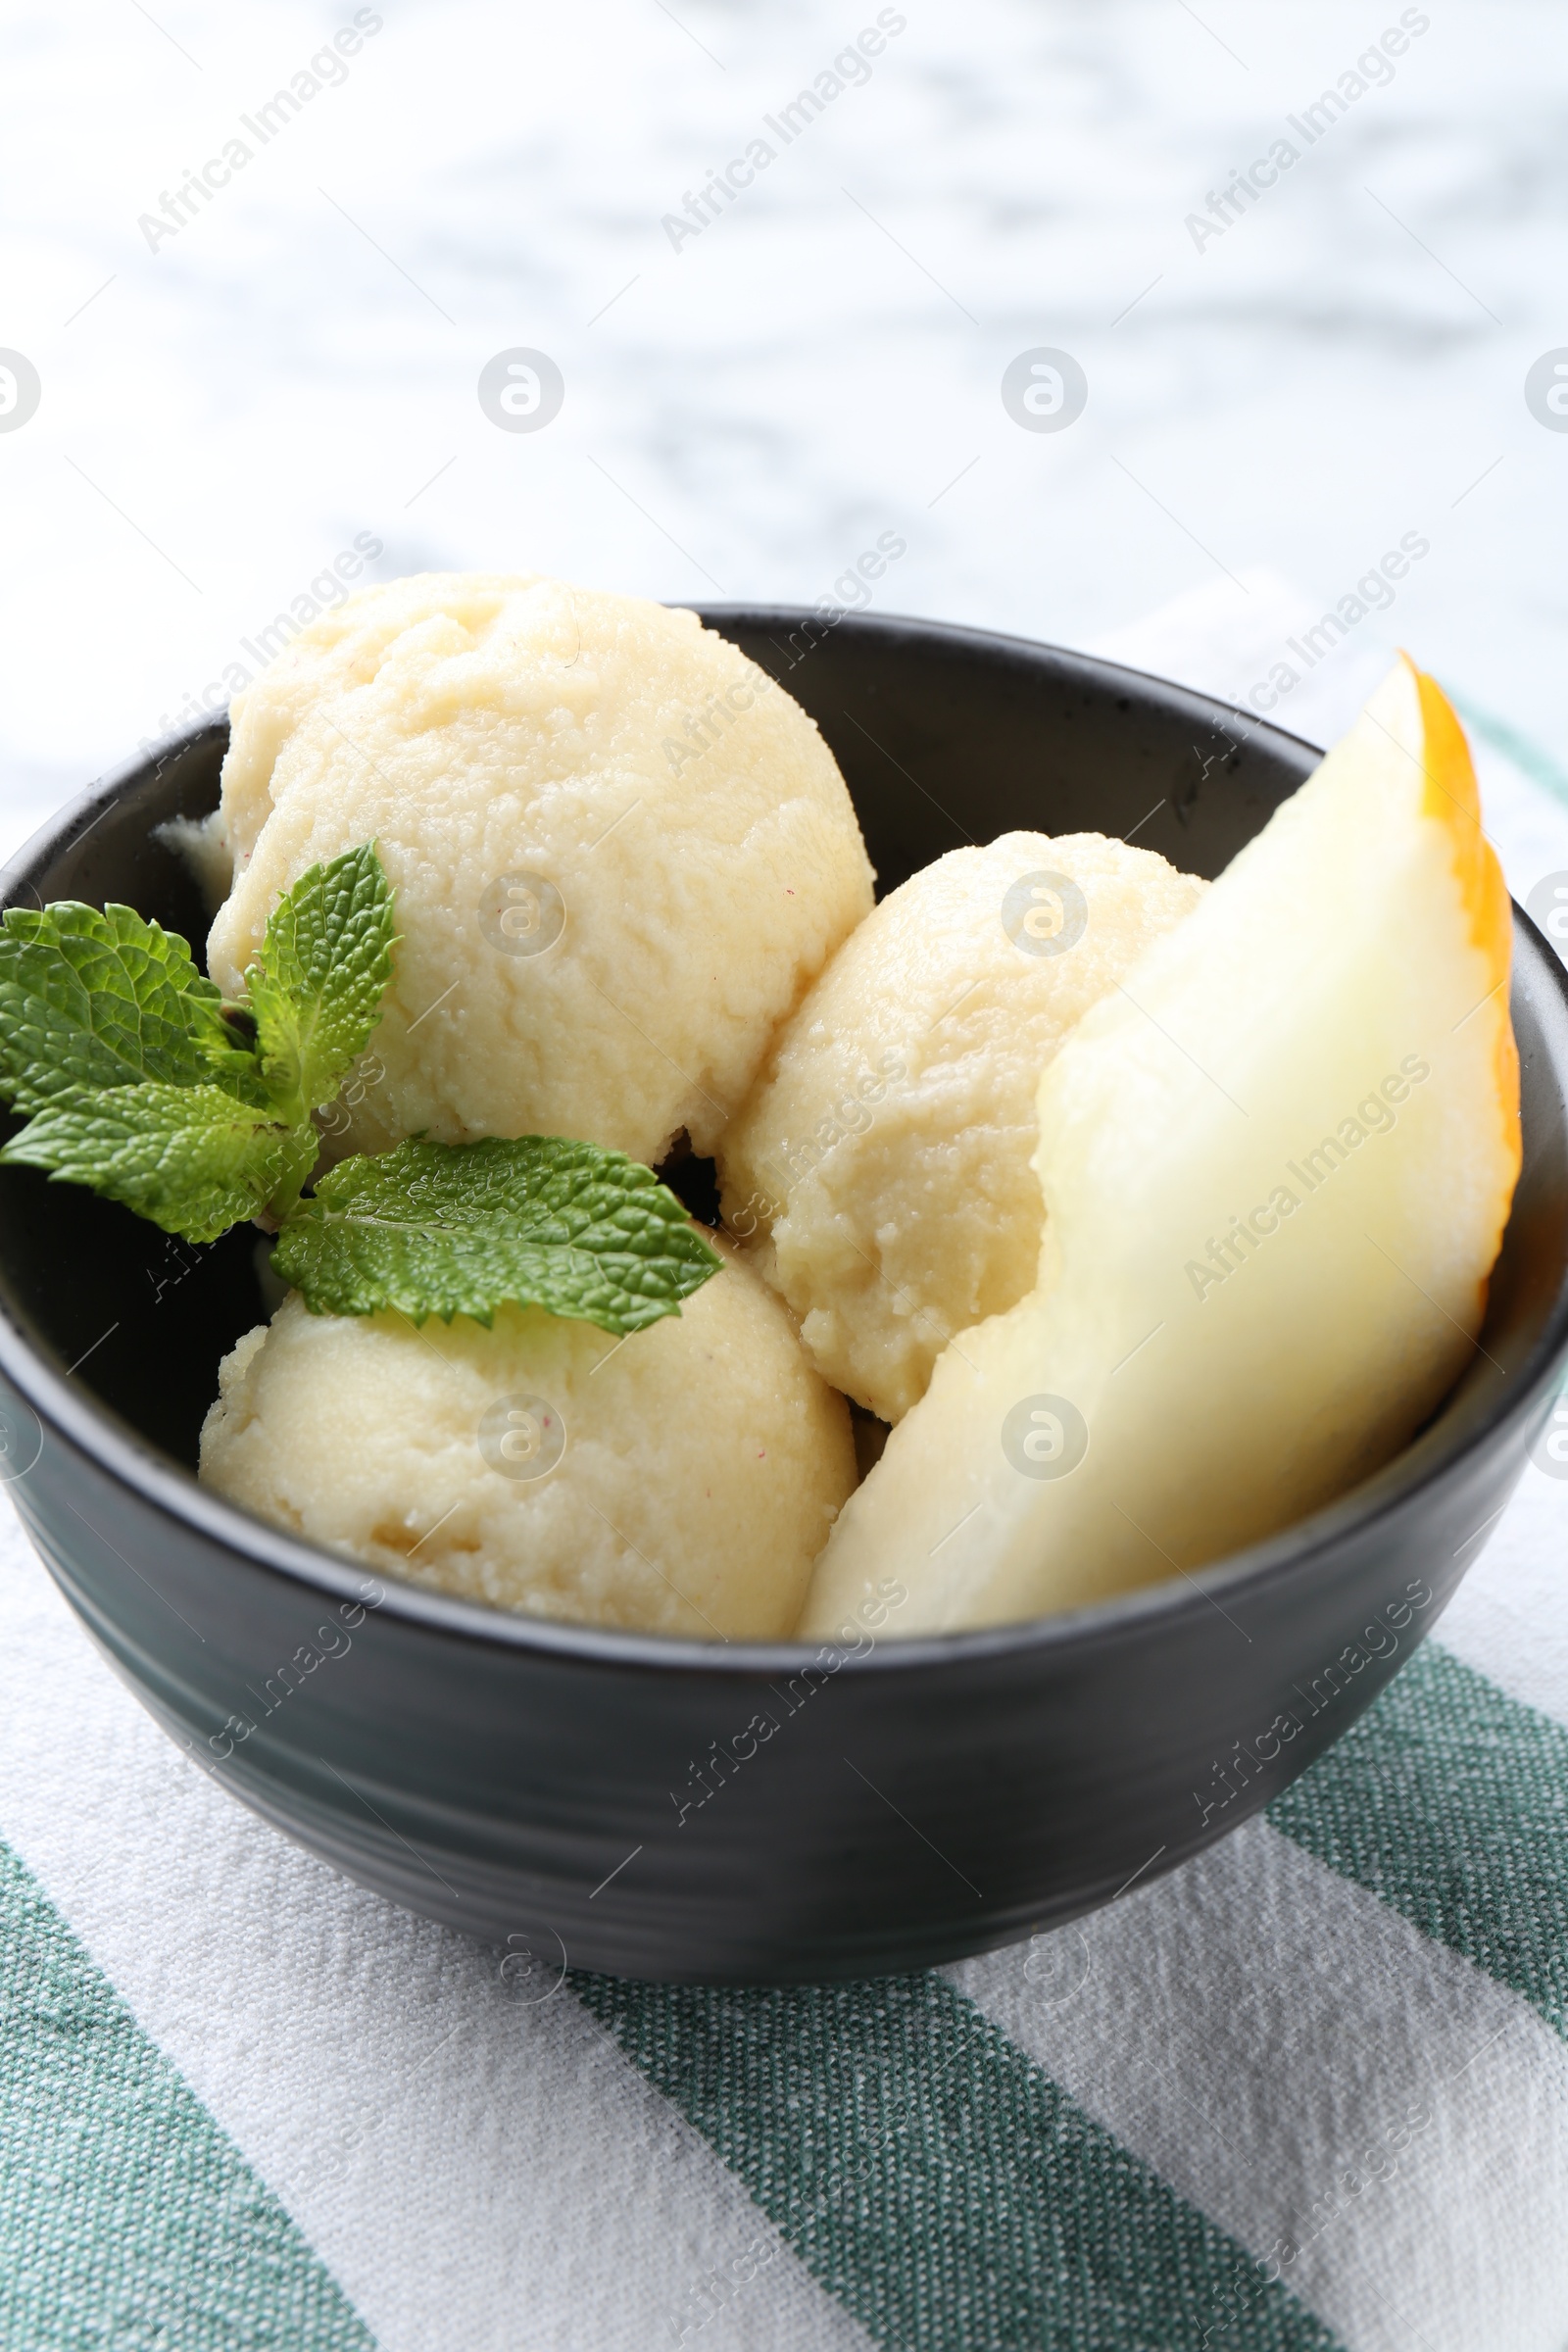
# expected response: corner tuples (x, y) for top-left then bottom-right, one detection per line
(273, 1136), (723, 1330)
(0, 844), (721, 1334)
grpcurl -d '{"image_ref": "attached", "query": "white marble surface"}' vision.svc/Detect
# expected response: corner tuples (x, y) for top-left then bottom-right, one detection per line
(2, 0), (1566, 870)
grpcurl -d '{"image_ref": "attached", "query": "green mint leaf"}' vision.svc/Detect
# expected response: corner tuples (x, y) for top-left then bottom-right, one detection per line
(0, 902), (264, 1115)
(0, 1083), (318, 1245)
(272, 1136), (724, 1332)
(246, 845), (396, 1121)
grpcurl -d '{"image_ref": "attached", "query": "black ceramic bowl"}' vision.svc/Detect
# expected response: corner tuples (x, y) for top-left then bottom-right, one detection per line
(2, 610), (1566, 1985)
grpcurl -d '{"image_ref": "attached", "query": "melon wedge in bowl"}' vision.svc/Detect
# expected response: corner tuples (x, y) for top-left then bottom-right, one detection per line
(803, 657), (1522, 1637)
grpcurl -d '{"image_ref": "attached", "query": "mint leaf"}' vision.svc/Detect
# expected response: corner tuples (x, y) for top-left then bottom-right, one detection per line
(0, 902), (263, 1114)
(0, 849), (399, 1247)
(273, 1136), (724, 1332)
(0, 1082), (318, 1244)
(246, 845), (396, 1121)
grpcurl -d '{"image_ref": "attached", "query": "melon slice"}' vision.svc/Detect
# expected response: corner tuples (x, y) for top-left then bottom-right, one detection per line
(800, 658), (1520, 1638)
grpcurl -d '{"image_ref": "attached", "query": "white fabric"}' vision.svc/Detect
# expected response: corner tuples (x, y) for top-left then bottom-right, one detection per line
(957, 1793), (1568, 2352)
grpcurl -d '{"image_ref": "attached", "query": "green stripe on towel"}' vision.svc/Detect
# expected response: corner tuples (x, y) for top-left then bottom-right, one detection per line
(1451, 695), (1568, 812)
(1269, 1641), (1568, 2041)
(577, 1968), (1346, 2352)
(0, 1836), (374, 2352)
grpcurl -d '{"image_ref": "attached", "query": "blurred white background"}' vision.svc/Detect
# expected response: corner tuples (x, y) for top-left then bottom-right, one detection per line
(2, 0), (1567, 878)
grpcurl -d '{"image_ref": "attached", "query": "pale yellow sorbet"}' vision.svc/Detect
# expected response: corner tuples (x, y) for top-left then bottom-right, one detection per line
(199, 1242), (857, 1639)
(717, 832), (1206, 1422)
(207, 572), (873, 1165)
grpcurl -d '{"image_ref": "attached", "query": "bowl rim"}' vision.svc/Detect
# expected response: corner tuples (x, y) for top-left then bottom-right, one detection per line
(2, 611), (1566, 1683)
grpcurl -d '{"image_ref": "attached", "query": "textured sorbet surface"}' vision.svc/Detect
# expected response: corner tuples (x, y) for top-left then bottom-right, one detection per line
(207, 572), (874, 1165)
(199, 1244), (858, 1640)
(718, 831), (1207, 1422)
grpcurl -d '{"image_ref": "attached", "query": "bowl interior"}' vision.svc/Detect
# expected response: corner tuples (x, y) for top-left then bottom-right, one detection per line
(1, 612), (1566, 1627)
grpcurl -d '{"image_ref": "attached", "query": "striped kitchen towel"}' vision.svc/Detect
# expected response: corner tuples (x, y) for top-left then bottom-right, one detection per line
(3, 589), (1567, 2352)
